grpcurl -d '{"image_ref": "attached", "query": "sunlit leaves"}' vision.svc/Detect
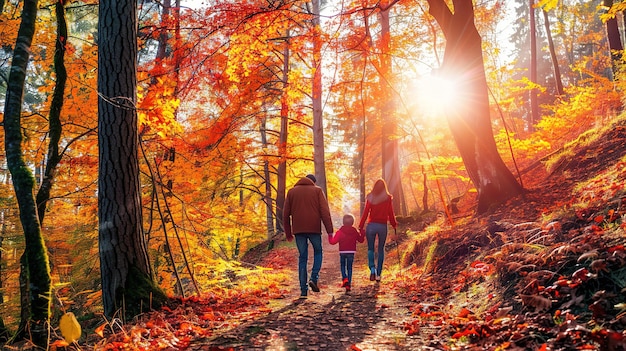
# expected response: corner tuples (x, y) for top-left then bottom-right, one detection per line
(59, 312), (82, 343)
(137, 74), (182, 137)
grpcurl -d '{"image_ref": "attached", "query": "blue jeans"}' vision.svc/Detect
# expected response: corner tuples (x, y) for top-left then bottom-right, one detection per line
(366, 223), (388, 276)
(340, 253), (355, 284)
(295, 233), (323, 295)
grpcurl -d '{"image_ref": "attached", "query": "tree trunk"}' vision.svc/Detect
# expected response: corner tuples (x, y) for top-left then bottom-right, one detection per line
(426, 0), (524, 214)
(98, 0), (165, 318)
(378, 3), (406, 216)
(529, 0), (539, 131)
(275, 35), (290, 233)
(35, 0), (68, 225)
(261, 117), (275, 239)
(604, 0), (623, 78)
(2, 0), (52, 345)
(311, 0), (328, 195)
(542, 9), (564, 96)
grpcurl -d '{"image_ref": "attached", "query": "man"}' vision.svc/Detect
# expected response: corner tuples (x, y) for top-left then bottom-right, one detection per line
(283, 174), (334, 299)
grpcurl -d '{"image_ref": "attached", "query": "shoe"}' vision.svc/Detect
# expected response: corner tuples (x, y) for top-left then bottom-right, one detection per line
(376, 276), (381, 282)
(341, 278), (349, 287)
(308, 280), (320, 292)
(369, 273), (376, 281)
(345, 283), (351, 292)
(298, 294), (308, 300)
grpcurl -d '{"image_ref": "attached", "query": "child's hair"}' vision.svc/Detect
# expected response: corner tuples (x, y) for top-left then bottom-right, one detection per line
(343, 214), (355, 226)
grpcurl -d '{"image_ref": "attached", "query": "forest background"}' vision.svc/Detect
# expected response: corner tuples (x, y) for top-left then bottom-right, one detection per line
(1, 0), (625, 347)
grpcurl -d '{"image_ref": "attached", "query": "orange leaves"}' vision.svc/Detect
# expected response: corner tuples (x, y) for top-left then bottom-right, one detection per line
(137, 75), (182, 138)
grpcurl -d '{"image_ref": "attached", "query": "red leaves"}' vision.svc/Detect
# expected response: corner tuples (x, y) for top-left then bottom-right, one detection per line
(451, 326), (480, 339)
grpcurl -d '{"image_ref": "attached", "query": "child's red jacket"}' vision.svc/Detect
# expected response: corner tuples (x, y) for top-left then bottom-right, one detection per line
(329, 225), (364, 253)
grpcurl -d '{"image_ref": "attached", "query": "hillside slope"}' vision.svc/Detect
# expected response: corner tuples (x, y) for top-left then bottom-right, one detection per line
(395, 117), (626, 350)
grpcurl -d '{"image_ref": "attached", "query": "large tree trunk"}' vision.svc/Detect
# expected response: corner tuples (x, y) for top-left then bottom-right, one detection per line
(426, 0), (524, 214)
(378, 3), (406, 216)
(2, 0), (52, 346)
(98, 0), (165, 318)
(311, 0), (328, 195)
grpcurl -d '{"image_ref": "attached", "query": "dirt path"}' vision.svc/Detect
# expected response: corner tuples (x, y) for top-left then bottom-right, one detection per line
(192, 235), (428, 350)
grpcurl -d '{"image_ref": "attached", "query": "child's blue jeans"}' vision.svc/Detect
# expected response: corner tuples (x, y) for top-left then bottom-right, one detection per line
(340, 253), (355, 283)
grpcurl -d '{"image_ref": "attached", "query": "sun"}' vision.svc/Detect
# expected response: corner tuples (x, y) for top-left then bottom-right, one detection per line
(411, 73), (459, 121)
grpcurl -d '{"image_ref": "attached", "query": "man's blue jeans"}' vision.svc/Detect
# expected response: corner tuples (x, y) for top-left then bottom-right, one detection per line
(295, 233), (323, 295)
(365, 223), (388, 276)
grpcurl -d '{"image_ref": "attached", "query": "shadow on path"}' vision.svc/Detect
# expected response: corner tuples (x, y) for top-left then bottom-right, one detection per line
(189, 234), (426, 350)
(193, 283), (410, 350)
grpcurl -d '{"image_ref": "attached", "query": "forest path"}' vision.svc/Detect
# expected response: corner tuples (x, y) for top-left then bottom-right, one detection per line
(192, 234), (428, 350)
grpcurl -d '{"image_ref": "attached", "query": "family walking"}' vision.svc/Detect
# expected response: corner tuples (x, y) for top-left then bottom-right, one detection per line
(283, 175), (397, 298)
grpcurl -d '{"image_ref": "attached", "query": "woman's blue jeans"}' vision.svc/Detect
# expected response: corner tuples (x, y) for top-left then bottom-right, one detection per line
(340, 253), (355, 283)
(295, 233), (323, 295)
(365, 223), (388, 276)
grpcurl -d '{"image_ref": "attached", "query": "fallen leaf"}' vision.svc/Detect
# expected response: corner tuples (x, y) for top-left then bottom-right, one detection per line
(59, 312), (82, 343)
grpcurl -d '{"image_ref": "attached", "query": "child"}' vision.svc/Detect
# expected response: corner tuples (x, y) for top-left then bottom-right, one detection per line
(328, 214), (364, 292)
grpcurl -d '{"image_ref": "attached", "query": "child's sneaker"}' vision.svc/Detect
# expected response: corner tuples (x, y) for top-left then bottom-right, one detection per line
(341, 278), (349, 287)
(345, 283), (351, 292)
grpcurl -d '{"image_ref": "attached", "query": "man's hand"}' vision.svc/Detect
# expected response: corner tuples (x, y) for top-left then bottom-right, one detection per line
(286, 233), (294, 242)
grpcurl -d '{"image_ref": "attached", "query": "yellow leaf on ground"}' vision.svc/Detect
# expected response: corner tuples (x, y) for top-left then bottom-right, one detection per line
(59, 312), (82, 343)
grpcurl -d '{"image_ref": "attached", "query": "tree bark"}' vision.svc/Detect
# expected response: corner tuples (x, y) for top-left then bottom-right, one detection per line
(542, 9), (564, 96)
(604, 0), (624, 78)
(2, 0), (52, 345)
(311, 0), (328, 195)
(529, 0), (539, 131)
(35, 0), (68, 225)
(275, 35), (290, 234)
(426, 0), (524, 214)
(378, 3), (406, 216)
(98, 0), (165, 318)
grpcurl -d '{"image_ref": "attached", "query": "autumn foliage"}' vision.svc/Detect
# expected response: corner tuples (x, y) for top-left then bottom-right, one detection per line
(1, 0), (626, 349)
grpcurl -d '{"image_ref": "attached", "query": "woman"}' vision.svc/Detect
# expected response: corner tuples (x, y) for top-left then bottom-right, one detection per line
(359, 179), (397, 282)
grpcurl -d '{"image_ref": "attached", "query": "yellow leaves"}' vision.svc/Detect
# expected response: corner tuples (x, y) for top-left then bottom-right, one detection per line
(59, 312), (82, 343)
(600, 3), (626, 22)
(536, 0), (558, 12)
(137, 75), (182, 138)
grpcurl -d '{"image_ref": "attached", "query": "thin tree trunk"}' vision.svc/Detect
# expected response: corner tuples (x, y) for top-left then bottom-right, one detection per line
(542, 9), (564, 96)
(529, 0), (539, 131)
(36, 0), (68, 225)
(260, 118), (275, 239)
(378, 3), (406, 216)
(3, 0), (52, 346)
(311, 0), (328, 195)
(275, 35), (290, 233)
